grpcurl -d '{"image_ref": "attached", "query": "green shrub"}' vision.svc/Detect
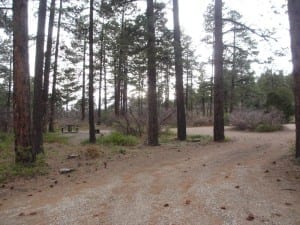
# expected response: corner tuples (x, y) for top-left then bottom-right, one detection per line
(0, 133), (49, 183)
(255, 124), (282, 132)
(0, 132), (13, 152)
(187, 134), (212, 144)
(44, 132), (69, 144)
(97, 132), (138, 146)
(0, 154), (48, 183)
(118, 148), (127, 155)
(159, 128), (176, 143)
(266, 88), (294, 122)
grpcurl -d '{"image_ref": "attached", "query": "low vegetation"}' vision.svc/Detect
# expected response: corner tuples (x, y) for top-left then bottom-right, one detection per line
(187, 134), (212, 144)
(0, 132), (71, 183)
(0, 133), (48, 183)
(229, 109), (284, 132)
(84, 147), (101, 159)
(159, 128), (177, 143)
(159, 128), (213, 145)
(44, 132), (69, 144)
(97, 132), (139, 146)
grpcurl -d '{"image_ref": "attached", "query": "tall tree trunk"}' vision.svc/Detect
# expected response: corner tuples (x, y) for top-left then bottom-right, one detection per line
(121, 61), (128, 115)
(32, 0), (47, 154)
(202, 97), (206, 116)
(138, 69), (144, 115)
(115, 9), (125, 117)
(146, 0), (159, 145)
(42, 0), (56, 131)
(288, 0), (300, 158)
(213, 0), (225, 141)
(89, 0), (96, 143)
(13, 0), (35, 163)
(49, 0), (62, 132)
(173, 0), (186, 141)
(81, 37), (86, 121)
(164, 64), (170, 110)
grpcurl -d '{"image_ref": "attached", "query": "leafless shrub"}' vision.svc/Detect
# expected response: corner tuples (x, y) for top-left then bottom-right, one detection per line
(113, 110), (146, 136)
(229, 108), (284, 131)
(191, 117), (213, 127)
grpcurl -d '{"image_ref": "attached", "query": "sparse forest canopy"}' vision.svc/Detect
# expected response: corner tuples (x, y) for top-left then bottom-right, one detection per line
(0, 1), (289, 117)
(0, 0), (297, 161)
(1, 2), (300, 224)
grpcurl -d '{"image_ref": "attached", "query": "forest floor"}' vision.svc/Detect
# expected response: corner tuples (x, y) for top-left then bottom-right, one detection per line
(0, 125), (300, 225)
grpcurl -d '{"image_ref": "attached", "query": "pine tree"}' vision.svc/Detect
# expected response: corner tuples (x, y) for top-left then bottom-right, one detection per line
(213, 0), (225, 141)
(49, 0), (62, 132)
(89, 0), (96, 143)
(172, 0), (186, 141)
(146, 0), (159, 145)
(13, 0), (35, 163)
(32, 0), (47, 154)
(288, 0), (300, 158)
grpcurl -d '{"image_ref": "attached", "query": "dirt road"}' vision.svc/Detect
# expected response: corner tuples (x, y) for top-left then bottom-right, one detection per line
(0, 126), (299, 225)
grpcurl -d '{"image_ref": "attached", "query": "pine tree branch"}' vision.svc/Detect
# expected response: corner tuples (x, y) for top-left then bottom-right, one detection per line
(223, 18), (276, 42)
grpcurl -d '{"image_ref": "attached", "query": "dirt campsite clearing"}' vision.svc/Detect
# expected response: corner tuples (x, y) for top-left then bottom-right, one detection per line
(0, 125), (299, 225)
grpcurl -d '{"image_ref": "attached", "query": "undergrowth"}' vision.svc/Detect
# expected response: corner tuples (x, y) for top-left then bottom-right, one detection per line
(230, 109), (283, 132)
(187, 134), (212, 144)
(0, 132), (49, 183)
(255, 124), (282, 132)
(97, 132), (138, 146)
(160, 128), (176, 143)
(160, 128), (213, 145)
(44, 132), (69, 144)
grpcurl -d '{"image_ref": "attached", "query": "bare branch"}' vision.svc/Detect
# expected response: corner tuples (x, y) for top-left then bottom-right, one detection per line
(0, 7), (12, 10)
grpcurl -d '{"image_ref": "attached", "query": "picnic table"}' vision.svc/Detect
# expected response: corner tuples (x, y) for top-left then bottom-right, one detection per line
(61, 124), (79, 133)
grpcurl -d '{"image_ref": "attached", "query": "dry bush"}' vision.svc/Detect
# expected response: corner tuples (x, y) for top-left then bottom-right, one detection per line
(84, 147), (100, 159)
(184, 111), (213, 127)
(229, 108), (284, 131)
(113, 111), (146, 137)
(159, 109), (176, 126)
(190, 117), (213, 127)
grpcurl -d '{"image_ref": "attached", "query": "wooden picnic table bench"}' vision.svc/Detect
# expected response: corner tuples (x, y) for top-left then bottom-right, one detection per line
(61, 124), (79, 133)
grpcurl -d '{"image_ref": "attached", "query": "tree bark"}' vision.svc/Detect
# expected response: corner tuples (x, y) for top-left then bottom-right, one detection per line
(115, 9), (125, 117)
(13, 0), (35, 163)
(42, 0), (56, 131)
(49, 0), (62, 132)
(213, 0), (225, 141)
(164, 64), (170, 110)
(146, 0), (159, 145)
(288, 0), (300, 158)
(89, 0), (96, 143)
(32, 0), (47, 154)
(172, 0), (186, 140)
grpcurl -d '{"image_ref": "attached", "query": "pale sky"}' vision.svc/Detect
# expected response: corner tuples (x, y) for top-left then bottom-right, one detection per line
(177, 0), (291, 76)
(27, 0), (291, 77)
